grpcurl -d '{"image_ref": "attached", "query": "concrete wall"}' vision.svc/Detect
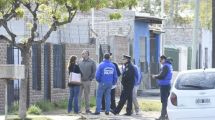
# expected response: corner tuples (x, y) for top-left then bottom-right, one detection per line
(178, 46), (188, 71)
(163, 25), (194, 47)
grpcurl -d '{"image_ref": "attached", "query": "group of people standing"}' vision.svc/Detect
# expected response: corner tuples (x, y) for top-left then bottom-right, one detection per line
(67, 50), (173, 120)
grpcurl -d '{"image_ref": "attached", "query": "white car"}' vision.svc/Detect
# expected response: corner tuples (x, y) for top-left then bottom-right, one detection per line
(167, 69), (215, 120)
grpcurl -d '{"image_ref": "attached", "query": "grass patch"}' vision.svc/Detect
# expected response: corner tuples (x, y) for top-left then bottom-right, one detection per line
(27, 105), (42, 115)
(53, 99), (68, 109)
(7, 116), (51, 120)
(80, 97), (96, 108)
(35, 100), (54, 112)
(90, 97), (96, 107)
(8, 101), (19, 115)
(139, 100), (161, 111)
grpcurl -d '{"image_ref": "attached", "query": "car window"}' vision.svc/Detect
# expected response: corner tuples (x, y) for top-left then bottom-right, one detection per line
(175, 72), (215, 90)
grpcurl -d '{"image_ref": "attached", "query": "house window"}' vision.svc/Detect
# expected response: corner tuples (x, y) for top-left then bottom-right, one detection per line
(32, 43), (42, 90)
(53, 44), (65, 89)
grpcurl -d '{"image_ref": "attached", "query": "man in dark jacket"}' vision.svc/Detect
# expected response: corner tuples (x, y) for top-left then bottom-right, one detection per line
(111, 55), (135, 116)
(152, 55), (173, 120)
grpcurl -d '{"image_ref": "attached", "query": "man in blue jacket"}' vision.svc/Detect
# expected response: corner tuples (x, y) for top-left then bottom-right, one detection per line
(102, 53), (121, 111)
(152, 55), (173, 120)
(94, 53), (118, 115)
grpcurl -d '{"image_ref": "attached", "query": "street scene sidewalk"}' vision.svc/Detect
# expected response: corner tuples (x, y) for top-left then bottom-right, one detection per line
(1, 111), (160, 120)
(0, 95), (161, 120)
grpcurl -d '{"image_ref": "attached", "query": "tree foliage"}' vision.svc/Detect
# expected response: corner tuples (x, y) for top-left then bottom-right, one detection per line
(164, 0), (212, 29)
(198, 0), (212, 30)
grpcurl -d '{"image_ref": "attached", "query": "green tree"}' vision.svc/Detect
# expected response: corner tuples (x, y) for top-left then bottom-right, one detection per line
(0, 0), (136, 119)
(163, 0), (212, 28)
(212, 0), (215, 67)
(199, 0), (212, 30)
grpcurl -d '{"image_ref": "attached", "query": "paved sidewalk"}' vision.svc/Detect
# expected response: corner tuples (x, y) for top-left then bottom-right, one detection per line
(0, 111), (159, 120)
(46, 111), (159, 120)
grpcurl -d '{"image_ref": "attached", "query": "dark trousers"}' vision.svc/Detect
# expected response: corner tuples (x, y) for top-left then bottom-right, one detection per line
(114, 86), (133, 114)
(102, 88), (116, 110)
(160, 85), (171, 117)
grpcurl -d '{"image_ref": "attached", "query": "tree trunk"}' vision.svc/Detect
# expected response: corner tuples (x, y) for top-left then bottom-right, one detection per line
(19, 48), (31, 119)
(212, 0), (215, 67)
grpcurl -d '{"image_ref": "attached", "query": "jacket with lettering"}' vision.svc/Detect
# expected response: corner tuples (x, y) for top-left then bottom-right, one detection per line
(96, 60), (118, 85)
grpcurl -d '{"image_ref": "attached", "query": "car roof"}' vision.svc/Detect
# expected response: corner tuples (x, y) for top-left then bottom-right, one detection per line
(179, 69), (215, 74)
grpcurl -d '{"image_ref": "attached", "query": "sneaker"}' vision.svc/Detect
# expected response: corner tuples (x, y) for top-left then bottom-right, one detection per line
(165, 115), (169, 120)
(93, 112), (100, 115)
(105, 112), (109, 115)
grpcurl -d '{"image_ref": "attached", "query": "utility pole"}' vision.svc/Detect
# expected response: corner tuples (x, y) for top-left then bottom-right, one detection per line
(191, 0), (200, 69)
(170, 0), (174, 19)
(212, 0), (215, 68)
(161, 0), (164, 54)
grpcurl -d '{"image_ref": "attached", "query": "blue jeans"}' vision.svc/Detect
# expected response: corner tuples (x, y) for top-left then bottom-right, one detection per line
(68, 86), (80, 113)
(96, 83), (112, 113)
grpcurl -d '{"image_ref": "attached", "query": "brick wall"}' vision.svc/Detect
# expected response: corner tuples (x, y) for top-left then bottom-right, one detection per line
(49, 43), (97, 102)
(0, 41), (8, 113)
(108, 35), (130, 64)
(29, 43), (97, 104)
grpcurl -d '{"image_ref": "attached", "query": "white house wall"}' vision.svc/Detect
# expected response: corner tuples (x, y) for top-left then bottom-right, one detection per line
(201, 29), (212, 68)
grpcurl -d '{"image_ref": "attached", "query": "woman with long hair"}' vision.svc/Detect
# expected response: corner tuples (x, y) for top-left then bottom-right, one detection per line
(67, 55), (81, 114)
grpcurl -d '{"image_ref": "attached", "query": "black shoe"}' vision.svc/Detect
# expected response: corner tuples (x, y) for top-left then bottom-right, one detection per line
(110, 109), (117, 115)
(105, 112), (109, 115)
(165, 115), (169, 120)
(93, 112), (100, 115)
(123, 113), (132, 116)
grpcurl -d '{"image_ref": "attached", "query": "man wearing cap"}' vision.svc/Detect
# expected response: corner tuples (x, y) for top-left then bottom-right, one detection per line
(111, 55), (135, 116)
(152, 55), (173, 120)
(94, 53), (118, 115)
